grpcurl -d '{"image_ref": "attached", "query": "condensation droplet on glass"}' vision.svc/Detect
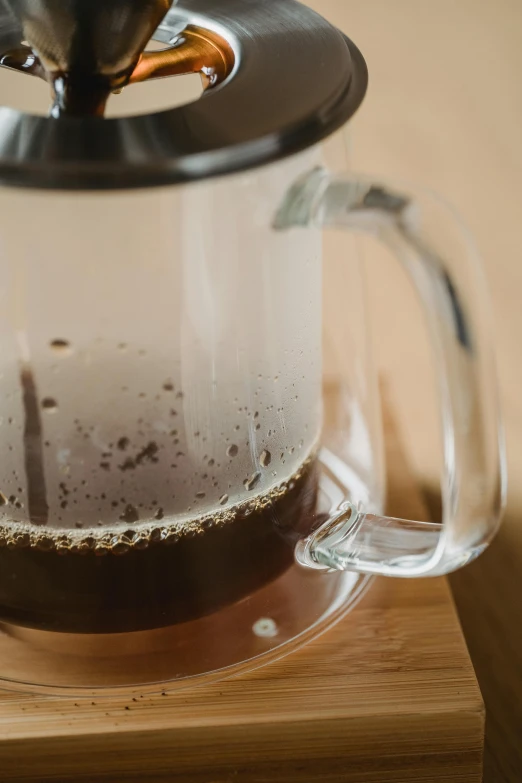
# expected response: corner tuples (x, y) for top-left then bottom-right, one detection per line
(42, 397), (58, 412)
(50, 338), (72, 355)
(260, 450), (271, 467)
(219, 494), (229, 506)
(253, 617), (278, 638)
(244, 472), (261, 491)
(227, 444), (239, 458)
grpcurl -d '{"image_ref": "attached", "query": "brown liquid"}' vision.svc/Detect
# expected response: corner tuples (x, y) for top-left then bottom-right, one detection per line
(0, 458), (318, 633)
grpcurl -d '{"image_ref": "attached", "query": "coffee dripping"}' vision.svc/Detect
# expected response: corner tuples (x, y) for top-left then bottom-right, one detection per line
(0, 0), (233, 115)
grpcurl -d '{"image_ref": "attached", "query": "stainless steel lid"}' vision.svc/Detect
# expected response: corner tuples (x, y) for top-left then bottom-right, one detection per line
(0, 0), (368, 190)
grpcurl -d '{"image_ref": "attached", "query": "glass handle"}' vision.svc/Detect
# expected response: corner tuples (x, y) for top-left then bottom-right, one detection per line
(275, 168), (506, 577)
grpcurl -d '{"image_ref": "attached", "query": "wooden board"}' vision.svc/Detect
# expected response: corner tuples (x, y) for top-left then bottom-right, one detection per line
(0, 404), (484, 783)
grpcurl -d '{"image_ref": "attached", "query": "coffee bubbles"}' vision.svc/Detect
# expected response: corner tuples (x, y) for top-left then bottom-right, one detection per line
(0, 339), (317, 632)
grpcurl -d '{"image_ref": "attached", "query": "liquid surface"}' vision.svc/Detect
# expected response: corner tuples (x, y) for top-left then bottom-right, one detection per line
(0, 336), (318, 633)
(0, 456), (318, 633)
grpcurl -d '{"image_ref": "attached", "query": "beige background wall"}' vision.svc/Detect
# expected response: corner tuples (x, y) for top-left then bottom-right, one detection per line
(306, 2), (522, 780)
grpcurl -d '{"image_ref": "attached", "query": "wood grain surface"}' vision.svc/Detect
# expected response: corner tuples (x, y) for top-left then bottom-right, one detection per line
(0, 403), (483, 782)
(305, 2), (522, 781)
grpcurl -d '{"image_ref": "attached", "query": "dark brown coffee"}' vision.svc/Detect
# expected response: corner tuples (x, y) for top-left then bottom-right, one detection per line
(0, 333), (318, 634)
(0, 457), (318, 633)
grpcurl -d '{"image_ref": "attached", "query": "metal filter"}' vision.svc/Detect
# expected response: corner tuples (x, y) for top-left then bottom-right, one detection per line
(2, 0), (175, 113)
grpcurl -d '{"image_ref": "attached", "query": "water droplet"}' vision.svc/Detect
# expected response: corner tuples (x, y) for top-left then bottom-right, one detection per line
(42, 397), (58, 412)
(0, 492), (7, 506)
(227, 444), (239, 458)
(253, 617), (278, 638)
(163, 381), (174, 392)
(195, 491), (206, 500)
(50, 338), (72, 354)
(118, 342), (127, 351)
(244, 472), (261, 491)
(254, 411), (259, 419)
(119, 504), (139, 524)
(260, 450), (272, 467)
(255, 423), (261, 431)
(219, 494), (228, 506)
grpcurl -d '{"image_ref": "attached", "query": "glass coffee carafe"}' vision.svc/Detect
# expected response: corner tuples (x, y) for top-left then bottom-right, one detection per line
(0, 0), (505, 694)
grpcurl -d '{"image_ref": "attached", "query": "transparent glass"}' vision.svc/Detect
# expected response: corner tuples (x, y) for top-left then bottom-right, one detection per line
(0, 138), (504, 695)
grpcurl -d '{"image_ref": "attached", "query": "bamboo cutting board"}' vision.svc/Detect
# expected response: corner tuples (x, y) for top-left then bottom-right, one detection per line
(0, 403), (483, 783)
